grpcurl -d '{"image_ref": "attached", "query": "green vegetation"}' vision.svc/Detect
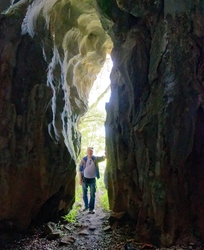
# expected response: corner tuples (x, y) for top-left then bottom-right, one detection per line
(97, 164), (109, 211)
(65, 56), (112, 222)
(64, 183), (82, 223)
(78, 58), (111, 211)
(78, 87), (110, 159)
(99, 190), (109, 211)
(64, 206), (78, 223)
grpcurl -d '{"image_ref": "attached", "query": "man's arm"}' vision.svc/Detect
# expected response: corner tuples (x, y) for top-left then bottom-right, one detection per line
(96, 155), (106, 162)
(79, 160), (84, 185)
(79, 171), (83, 186)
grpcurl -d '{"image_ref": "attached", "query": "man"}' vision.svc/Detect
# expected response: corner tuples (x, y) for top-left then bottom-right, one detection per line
(79, 147), (106, 214)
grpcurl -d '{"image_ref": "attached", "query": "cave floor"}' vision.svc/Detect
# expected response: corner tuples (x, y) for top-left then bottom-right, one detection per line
(1, 192), (204, 250)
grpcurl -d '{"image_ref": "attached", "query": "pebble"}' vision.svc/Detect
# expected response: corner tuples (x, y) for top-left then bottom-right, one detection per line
(60, 235), (76, 244)
(46, 230), (62, 240)
(43, 222), (57, 236)
(103, 225), (112, 231)
(63, 225), (72, 231)
(4, 198), (204, 250)
(78, 229), (90, 235)
(89, 225), (96, 230)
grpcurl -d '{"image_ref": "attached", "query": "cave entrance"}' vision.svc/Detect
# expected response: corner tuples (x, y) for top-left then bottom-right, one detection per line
(65, 55), (113, 221)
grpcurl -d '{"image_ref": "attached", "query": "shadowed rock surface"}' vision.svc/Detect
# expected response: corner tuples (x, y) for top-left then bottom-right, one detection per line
(0, 0), (204, 247)
(0, 0), (112, 231)
(0, 0), (11, 13)
(103, 0), (204, 246)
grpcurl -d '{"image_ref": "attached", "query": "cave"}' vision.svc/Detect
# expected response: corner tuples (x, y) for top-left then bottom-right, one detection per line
(0, 0), (204, 248)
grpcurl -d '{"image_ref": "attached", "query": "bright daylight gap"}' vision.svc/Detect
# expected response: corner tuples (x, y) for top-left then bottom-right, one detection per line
(65, 55), (113, 222)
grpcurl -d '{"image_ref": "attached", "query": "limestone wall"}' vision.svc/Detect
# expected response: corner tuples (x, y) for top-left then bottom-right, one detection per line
(1, 0), (204, 247)
(0, 0), (112, 230)
(102, 0), (204, 246)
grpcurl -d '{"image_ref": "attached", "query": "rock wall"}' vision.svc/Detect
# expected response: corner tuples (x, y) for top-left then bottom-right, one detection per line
(1, 0), (204, 247)
(103, 0), (204, 246)
(0, 0), (11, 13)
(0, 0), (112, 230)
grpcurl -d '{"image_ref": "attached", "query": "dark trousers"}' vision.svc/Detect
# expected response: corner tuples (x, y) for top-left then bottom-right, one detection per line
(82, 177), (96, 210)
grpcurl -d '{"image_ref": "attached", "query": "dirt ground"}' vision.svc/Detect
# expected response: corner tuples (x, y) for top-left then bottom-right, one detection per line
(1, 189), (204, 250)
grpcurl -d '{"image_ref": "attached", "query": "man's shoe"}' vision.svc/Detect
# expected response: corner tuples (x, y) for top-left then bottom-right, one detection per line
(83, 207), (88, 212)
(89, 210), (95, 214)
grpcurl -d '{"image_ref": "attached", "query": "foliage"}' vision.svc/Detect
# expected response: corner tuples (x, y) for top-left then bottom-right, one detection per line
(78, 89), (109, 159)
(64, 207), (78, 223)
(97, 163), (110, 211)
(76, 55), (112, 212)
(78, 107), (106, 159)
(64, 183), (82, 223)
(99, 190), (109, 210)
(78, 54), (112, 159)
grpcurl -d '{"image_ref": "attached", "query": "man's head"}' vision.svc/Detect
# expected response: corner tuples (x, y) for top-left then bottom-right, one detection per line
(87, 147), (94, 157)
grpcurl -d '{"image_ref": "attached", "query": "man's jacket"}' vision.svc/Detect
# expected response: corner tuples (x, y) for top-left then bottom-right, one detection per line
(79, 155), (104, 179)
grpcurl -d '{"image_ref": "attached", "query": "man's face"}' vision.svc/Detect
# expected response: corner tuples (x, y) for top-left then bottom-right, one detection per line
(87, 149), (93, 157)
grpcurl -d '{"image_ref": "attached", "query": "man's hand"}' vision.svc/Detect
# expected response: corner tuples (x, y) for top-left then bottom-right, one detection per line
(103, 152), (106, 160)
(79, 178), (82, 186)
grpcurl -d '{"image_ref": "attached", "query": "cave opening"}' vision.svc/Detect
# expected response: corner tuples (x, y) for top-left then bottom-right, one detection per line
(64, 54), (113, 221)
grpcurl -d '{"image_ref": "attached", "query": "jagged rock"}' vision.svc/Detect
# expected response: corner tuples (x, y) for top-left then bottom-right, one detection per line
(0, 0), (112, 231)
(89, 225), (96, 231)
(124, 243), (139, 250)
(102, 0), (204, 246)
(43, 222), (62, 240)
(74, 223), (82, 228)
(1, 0), (204, 248)
(0, 0), (11, 12)
(63, 225), (72, 231)
(109, 211), (128, 225)
(46, 230), (62, 240)
(43, 222), (57, 236)
(60, 235), (76, 244)
(103, 226), (112, 232)
(78, 229), (89, 235)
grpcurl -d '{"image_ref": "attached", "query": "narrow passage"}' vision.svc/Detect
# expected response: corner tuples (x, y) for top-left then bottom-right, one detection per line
(2, 189), (137, 250)
(2, 192), (204, 250)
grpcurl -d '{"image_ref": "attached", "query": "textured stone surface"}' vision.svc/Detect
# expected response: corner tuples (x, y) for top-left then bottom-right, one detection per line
(0, 0), (11, 13)
(0, 0), (112, 231)
(103, 0), (204, 246)
(1, 0), (204, 247)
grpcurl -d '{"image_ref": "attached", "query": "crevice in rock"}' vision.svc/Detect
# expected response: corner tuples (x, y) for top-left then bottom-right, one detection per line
(1, 0), (204, 248)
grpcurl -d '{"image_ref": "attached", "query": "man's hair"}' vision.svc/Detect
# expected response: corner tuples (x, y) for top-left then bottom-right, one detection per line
(87, 147), (94, 151)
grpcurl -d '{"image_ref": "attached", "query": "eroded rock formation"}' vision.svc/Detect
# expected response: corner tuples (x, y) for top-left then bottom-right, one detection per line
(0, 0), (112, 230)
(103, 0), (204, 246)
(1, 0), (204, 247)
(0, 0), (11, 13)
